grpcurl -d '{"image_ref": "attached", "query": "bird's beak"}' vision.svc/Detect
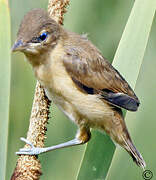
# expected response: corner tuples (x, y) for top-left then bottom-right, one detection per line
(11, 39), (26, 52)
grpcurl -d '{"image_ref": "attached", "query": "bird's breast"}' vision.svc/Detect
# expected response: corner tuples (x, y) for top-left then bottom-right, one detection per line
(32, 44), (116, 129)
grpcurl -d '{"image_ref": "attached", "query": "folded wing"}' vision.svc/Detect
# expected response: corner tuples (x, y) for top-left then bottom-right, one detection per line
(63, 34), (140, 111)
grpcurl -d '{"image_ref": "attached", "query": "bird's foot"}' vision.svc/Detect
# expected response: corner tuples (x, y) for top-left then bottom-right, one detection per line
(16, 137), (46, 155)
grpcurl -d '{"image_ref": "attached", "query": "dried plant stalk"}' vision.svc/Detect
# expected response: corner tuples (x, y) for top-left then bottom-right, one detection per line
(48, 0), (69, 25)
(11, 0), (70, 179)
(11, 82), (50, 180)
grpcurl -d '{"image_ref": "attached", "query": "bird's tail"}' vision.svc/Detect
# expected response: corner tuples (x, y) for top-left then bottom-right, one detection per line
(122, 135), (146, 169)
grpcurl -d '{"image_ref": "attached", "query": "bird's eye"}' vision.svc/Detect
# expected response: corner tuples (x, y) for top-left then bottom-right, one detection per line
(38, 32), (48, 41)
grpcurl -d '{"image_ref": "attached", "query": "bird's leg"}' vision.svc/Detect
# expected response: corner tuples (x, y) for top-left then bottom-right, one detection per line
(16, 127), (91, 155)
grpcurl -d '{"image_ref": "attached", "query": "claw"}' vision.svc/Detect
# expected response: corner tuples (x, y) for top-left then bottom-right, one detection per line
(16, 137), (40, 155)
(16, 147), (45, 155)
(16, 137), (46, 155)
(20, 137), (34, 148)
(16, 151), (31, 155)
(19, 148), (31, 152)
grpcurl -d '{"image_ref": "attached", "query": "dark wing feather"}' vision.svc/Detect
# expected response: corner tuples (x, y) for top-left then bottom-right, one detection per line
(63, 33), (140, 111)
(101, 90), (139, 111)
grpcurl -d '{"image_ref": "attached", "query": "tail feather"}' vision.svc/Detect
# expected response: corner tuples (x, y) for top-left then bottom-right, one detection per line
(122, 136), (146, 169)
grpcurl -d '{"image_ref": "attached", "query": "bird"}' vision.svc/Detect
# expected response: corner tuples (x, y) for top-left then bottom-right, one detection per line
(12, 8), (146, 169)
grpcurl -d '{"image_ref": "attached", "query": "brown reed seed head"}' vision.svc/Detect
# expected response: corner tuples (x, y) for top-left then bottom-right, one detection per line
(11, 156), (42, 180)
(11, 82), (50, 180)
(26, 82), (51, 148)
(48, 0), (70, 24)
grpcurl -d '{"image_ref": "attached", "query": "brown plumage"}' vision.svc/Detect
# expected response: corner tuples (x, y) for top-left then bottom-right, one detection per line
(12, 8), (145, 169)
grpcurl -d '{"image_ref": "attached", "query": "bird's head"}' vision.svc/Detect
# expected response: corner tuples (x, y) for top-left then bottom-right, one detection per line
(12, 9), (61, 58)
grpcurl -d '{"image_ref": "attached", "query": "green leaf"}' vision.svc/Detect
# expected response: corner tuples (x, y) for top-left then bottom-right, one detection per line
(77, 0), (156, 179)
(77, 131), (115, 180)
(0, 0), (11, 179)
(106, 0), (156, 179)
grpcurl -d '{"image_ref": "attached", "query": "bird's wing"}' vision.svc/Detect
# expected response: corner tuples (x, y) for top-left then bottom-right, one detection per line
(63, 41), (139, 111)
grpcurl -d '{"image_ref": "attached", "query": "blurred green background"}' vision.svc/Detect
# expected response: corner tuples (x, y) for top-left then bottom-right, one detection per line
(7, 0), (156, 179)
